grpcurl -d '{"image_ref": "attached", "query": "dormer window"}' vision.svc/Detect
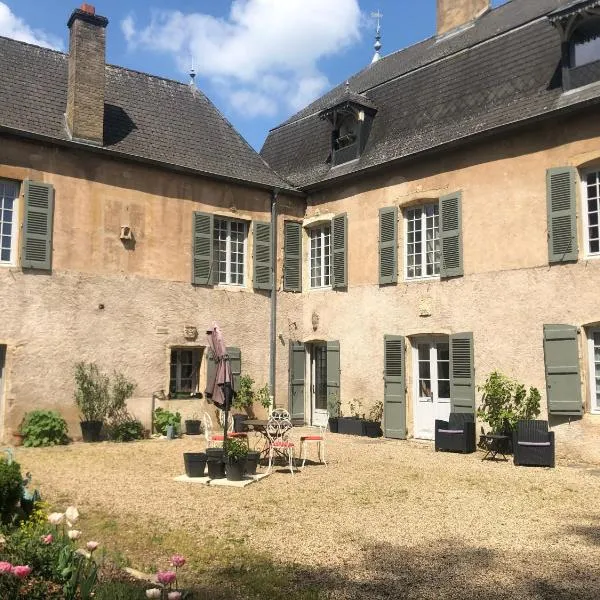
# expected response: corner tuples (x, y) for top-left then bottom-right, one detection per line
(320, 85), (376, 167)
(550, 2), (600, 91)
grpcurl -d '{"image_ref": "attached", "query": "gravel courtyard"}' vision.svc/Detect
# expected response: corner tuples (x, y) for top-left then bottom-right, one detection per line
(14, 431), (600, 599)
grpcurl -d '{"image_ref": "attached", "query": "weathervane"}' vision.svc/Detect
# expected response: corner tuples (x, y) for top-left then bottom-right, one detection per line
(189, 55), (196, 87)
(371, 9), (383, 64)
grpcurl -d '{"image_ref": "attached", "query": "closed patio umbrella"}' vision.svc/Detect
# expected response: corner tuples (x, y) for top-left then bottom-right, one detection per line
(205, 323), (234, 443)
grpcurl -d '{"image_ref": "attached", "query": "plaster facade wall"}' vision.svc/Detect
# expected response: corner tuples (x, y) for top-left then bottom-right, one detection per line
(0, 135), (302, 440)
(291, 111), (600, 464)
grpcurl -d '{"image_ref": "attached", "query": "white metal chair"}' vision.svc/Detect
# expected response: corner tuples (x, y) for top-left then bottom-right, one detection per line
(203, 412), (225, 448)
(300, 424), (327, 468)
(266, 418), (295, 476)
(269, 408), (291, 421)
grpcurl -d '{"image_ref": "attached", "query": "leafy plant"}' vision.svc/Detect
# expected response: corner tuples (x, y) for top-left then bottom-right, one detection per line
(94, 580), (147, 599)
(74, 363), (110, 422)
(152, 408), (181, 436)
(232, 375), (255, 411)
(327, 393), (341, 418)
(367, 401), (383, 423)
(224, 437), (249, 461)
(109, 373), (136, 418)
(477, 371), (541, 434)
(255, 384), (272, 411)
(20, 411), (69, 448)
(349, 399), (364, 419)
(105, 412), (145, 443)
(0, 458), (23, 524)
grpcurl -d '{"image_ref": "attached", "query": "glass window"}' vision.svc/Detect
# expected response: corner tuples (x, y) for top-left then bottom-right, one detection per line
(0, 180), (19, 264)
(309, 225), (331, 288)
(585, 171), (600, 256)
(213, 219), (247, 285)
(169, 348), (201, 398)
(572, 21), (600, 67)
(593, 332), (600, 412)
(405, 203), (440, 280)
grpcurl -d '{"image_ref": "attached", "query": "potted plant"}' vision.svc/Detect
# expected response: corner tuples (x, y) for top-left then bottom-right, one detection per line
(231, 375), (255, 432)
(184, 413), (202, 435)
(364, 401), (384, 438)
(74, 362), (110, 442)
(153, 407), (182, 437)
(224, 437), (249, 481)
(477, 371), (541, 453)
(327, 393), (341, 433)
(338, 399), (366, 436)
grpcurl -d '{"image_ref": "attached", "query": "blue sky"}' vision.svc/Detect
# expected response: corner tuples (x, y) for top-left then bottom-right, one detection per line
(0, 0), (508, 150)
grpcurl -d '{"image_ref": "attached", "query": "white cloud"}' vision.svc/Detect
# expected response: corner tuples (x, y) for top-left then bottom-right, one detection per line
(0, 2), (62, 50)
(122, 0), (362, 119)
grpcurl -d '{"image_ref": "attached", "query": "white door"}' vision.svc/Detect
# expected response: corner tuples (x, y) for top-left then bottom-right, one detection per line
(588, 330), (600, 414)
(413, 338), (451, 440)
(310, 344), (329, 427)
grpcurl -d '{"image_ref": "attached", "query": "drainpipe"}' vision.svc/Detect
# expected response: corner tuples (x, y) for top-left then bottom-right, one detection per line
(269, 189), (279, 406)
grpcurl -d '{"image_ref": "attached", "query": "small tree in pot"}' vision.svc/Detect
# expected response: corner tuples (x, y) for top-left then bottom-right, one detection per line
(327, 393), (341, 433)
(74, 362), (110, 442)
(224, 437), (249, 481)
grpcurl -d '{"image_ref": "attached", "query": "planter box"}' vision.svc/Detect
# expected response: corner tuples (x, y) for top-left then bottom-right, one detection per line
(328, 417), (339, 433)
(337, 418), (382, 438)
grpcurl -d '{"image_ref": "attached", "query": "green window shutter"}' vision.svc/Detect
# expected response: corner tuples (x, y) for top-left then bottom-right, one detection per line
(192, 212), (213, 285)
(440, 191), (463, 278)
(227, 347), (242, 394)
(332, 213), (347, 289)
(21, 180), (54, 271)
(289, 341), (305, 421)
(283, 221), (302, 292)
(450, 332), (475, 413)
(379, 207), (398, 285)
(326, 341), (341, 403)
(384, 335), (406, 439)
(253, 221), (272, 290)
(543, 324), (583, 415)
(206, 350), (216, 394)
(547, 168), (578, 263)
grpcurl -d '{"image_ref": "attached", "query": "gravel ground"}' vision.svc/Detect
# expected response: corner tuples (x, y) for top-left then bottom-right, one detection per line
(14, 430), (600, 600)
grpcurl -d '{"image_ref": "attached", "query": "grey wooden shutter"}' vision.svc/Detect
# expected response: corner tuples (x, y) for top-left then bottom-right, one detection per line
(284, 221), (302, 292)
(547, 168), (578, 263)
(227, 347), (242, 394)
(21, 180), (54, 270)
(384, 335), (406, 439)
(253, 221), (272, 290)
(379, 207), (398, 285)
(192, 212), (213, 285)
(289, 341), (305, 421)
(543, 324), (583, 415)
(326, 341), (341, 401)
(332, 213), (347, 289)
(440, 191), (463, 278)
(206, 350), (216, 397)
(450, 332), (475, 413)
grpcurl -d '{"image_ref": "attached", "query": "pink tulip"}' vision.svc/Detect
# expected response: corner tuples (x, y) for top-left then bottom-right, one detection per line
(157, 570), (177, 585)
(12, 565), (31, 578)
(0, 561), (12, 574)
(41, 534), (53, 545)
(170, 554), (185, 568)
(168, 592), (182, 600)
(86, 541), (99, 553)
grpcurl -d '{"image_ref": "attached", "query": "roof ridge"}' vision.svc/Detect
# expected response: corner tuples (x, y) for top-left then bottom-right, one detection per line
(0, 33), (65, 56)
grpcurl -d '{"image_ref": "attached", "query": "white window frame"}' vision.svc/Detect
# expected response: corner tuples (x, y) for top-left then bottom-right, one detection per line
(587, 329), (600, 415)
(0, 179), (19, 267)
(213, 218), (248, 287)
(404, 202), (440, 281)
(581, 169), (600, 259)
(308, 223), (332, 289)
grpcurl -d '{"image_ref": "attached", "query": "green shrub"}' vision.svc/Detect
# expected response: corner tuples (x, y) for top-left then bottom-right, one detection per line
(94, 580), (147, 599)
(0, 459), (23, 524)
(477, 371), (542, 433)
(105, 412), (145, 442)
(152, 407), (181, 436)
(74, 362), (110, 422)
(20, 411), (69, 448)
(232, 375), (271, 413)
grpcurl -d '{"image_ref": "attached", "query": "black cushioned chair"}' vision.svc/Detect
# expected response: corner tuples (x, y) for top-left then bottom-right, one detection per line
(513, 420), (555, 468)
(435, 413), (476, 454)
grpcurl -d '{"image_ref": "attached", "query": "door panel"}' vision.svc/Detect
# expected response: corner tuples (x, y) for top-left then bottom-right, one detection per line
(384, 335), (406, 439)
(289, 341), (305, 421)
(312, 345), (328, 426)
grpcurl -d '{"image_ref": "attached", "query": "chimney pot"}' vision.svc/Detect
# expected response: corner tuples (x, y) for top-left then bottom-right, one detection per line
(80, 4), (95, 15)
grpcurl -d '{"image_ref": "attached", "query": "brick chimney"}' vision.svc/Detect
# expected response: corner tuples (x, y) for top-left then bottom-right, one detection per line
(66, 4), (108, 145)
(437, 0), (490, 37)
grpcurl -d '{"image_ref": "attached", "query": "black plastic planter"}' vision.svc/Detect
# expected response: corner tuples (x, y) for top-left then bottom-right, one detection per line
(233, 414), (249, 433)
(184, 420), (201, 435)
(328, 417), (339, 433)
(183, 452), (207, 478)
(80, 420), (103, 443)
(337, 417), (365, 436)
(226, 458), (247, 481)
(206, 448), (226, 479)
(364, 422), (383, 438)
(245, 451), (260, 475)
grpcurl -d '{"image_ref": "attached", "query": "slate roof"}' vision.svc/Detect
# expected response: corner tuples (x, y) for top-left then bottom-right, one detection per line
(0, 36), (292, 192)
(261, 0), (600, 190)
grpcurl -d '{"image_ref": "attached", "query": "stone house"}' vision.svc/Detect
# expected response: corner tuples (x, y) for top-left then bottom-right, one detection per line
(1, 0), (600, 462)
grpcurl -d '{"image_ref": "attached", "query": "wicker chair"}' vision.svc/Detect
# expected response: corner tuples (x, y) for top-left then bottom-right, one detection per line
(513, 420), (555, 468)
(434, 413), (476, 454)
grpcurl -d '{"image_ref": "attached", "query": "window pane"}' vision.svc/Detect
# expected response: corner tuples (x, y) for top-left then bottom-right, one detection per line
(310, 225), (331, 288)
(0, 180), (17, 264)
(438, 380), (451, 398)
(406, 203), (439, 279)
(587, 174), (600, 255)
